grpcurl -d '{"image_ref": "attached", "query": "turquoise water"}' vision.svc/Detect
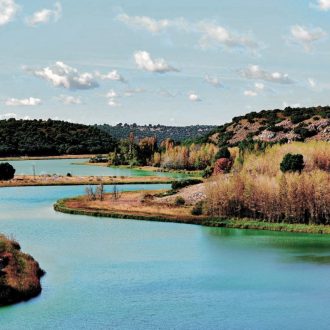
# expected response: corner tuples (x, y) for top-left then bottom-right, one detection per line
(0, 185), (330, 329)
(8, 158), (185, 178)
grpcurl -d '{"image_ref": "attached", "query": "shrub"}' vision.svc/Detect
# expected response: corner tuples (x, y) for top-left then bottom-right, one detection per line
(293, 127), (317, 140)
(191, 201), (204, 215)
(280, 153), (305, 173)
(175, 196), (185, 206)
(291, 114), (307, 124)
(202, 166), (213, 178)
(171, 179), (203, 190)
(213, 158), (233, 175)
(215, 147), (230, 159)
(0, 162), (15, 181)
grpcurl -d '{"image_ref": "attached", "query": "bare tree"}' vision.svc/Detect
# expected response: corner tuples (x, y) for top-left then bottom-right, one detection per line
(112, 184), (121, 201)
(96, 182), (104, 201)
(85, 186), (96, 201)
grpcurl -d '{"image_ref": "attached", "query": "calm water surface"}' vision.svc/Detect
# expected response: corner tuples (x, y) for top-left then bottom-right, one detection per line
(0, 162), (330, 329)
(8, 158), (185, 178)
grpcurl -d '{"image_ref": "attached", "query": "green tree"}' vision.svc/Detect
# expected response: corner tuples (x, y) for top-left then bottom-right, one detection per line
(215, 147), (230, 159)
(0, 162), (15, 180)
(280, 153), (305, 173)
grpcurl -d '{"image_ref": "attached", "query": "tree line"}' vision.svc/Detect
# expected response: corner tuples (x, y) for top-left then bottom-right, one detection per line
(0, 118), (116, 156)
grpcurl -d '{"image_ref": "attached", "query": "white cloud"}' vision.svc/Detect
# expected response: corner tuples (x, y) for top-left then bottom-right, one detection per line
(106, 89), (120, 107)
(118, 13), (260, 53)
(240, 65), (294, 84)
(95, 70), (126, 83)
(25, 61), (99, 90)
(106, 90), (117, 99)
(255, 82), (264, 91)
(204, 75), (223, 88)
(124, 88), (145, 97)
(0, 0), (19, 26)
(5, 97), (41, 106)
(282, 102), (301, 108)
(244, 82), (264, 97)
(290, 25), (327, 51)
(117, 13), (188, 33)
(306, 77), (330, 91)
(58, 95), (81, 105)
(134, 51), (178, 73)
(197, 21), (259, 51)
(244, 90), (258, 97)
(313, 0), (330, 10)
(26, 2), (62, 26)
(188, 92), (201, 102)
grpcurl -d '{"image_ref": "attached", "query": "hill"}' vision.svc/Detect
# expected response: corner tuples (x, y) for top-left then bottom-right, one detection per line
(97, 124), (216, 143)
(198, 106), (330, 147)
(0, 119), (116, 157)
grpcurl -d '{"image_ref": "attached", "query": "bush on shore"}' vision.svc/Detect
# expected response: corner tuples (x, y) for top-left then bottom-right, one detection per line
(175, 196), (186, 206)
(0, 162), (15, 181)
(171, 178), (203, 190)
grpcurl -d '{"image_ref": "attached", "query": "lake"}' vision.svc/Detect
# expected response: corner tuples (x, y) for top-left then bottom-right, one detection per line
(0, 161), (330, 329)
(8, 158), (186, 178)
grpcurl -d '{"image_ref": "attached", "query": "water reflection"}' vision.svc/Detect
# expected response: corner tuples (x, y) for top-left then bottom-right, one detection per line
(203, 226), (330, 265)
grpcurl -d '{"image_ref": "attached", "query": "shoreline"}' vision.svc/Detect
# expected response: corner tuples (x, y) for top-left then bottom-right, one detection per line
(53, 192), (330, 235)
(0, 175), (174, 188)
(75, 162), (203, 177)
(0, 154), (103, 161)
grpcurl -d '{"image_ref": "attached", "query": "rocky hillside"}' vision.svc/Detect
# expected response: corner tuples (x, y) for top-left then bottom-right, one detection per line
(200, 106), (330, 147)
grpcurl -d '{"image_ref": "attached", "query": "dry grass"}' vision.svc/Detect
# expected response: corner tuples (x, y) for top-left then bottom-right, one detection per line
(240, 141), (330, 176)
(63, 190), (205, 221)
(206, 141), (330, 224)
(0, 175), (173, 187)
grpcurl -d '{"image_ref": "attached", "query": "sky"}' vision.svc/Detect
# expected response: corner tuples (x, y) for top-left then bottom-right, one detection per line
(0, 0), (330, 126)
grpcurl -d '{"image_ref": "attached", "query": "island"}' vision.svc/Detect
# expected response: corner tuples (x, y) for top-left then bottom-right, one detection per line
(0, 235), (44, 307)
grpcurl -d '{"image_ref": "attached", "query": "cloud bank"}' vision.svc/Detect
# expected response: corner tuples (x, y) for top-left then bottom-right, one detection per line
(240, 65), (294, 84)
(5, 97), (41, 106)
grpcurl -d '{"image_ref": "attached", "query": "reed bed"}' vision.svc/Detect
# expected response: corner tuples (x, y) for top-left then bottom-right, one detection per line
(206, 141), (330, 224)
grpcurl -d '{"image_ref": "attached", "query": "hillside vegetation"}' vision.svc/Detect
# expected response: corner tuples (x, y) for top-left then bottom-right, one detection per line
(97, 123), (216, 143)
(205, 141), (330, 225)
(199, 106), (330, 147)
(0, 119), (116, 157)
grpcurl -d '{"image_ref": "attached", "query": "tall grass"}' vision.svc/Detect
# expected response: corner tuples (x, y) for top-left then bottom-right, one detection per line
(206, 141), (330, 224)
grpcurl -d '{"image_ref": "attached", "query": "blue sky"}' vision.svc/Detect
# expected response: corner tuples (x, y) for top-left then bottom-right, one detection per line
(0, 0), (330, 125)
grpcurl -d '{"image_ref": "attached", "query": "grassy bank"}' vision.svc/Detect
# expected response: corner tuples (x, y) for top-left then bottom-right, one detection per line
(0, 175), (174, 188)
(54, 191), (330, 234)
(0, 235), (45, 306)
